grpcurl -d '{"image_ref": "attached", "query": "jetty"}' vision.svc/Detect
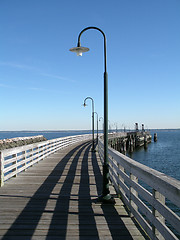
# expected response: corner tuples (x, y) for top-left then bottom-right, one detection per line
(0, 135), (47, 150)
(0, 134), (180, 239)
(109, 124), (152, 154)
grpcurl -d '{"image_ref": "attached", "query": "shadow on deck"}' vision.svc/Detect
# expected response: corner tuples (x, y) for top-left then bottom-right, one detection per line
(0, 141), (148, 239)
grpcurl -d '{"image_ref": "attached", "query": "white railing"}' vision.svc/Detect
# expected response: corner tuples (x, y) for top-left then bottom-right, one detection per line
(0, 134), (92, 187)
(98, 138), (180, 240)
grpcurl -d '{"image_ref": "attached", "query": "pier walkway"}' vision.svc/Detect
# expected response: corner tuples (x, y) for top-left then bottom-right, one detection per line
(0, 140), (147, 240)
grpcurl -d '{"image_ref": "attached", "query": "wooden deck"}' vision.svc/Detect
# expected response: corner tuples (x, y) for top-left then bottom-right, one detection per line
(0, 140), (148, 240)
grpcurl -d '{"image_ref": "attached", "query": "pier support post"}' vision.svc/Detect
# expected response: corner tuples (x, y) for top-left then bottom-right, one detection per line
(122, 139), (126, 155)
(154, 133), (157, 142)
(129, 136), (134, 153)
(144, 135), (148, 149)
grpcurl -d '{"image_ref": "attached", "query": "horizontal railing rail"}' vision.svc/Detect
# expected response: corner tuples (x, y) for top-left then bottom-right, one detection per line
(98, 138), (180, 240)
(0, 134), (92, 187)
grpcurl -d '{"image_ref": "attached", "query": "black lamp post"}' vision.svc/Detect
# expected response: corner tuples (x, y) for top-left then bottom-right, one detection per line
(70, 26), (115, 203)
(99, 116), (104, 144)
(83, 97), (95, 151)
(94, 112), (98, 143)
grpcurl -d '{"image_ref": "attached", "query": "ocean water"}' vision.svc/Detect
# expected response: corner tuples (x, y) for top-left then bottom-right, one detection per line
(128, 129), (180, 181)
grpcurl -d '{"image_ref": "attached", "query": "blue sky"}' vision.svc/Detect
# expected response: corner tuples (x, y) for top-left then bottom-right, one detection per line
(0, 0), (179, 130)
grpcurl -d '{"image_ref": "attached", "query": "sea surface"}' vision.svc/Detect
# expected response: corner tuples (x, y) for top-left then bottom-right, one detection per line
(127, 129), (180, 181)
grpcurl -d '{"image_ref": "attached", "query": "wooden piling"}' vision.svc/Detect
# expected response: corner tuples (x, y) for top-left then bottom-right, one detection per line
(144, 135), (148, 149)
(154, 133), (157, 142)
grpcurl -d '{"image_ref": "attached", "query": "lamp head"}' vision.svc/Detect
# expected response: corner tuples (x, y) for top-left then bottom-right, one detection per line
(83, 102), (87, 107)
(69, 46), (89, 56)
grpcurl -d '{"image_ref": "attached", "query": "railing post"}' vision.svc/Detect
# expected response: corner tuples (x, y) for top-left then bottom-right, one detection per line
(152, 189), (165, 240)
(0, 152), (4, 187)
(130, 173), (138, 217)
(38, 146), (41, 162)
(111, 156), (115, 184)
(118, 164), (125, 198)
(23, 151), (26, 171)
(13, 153), (17, 177)
(30, 148), (33, 166)
(42, 145), (45, 159)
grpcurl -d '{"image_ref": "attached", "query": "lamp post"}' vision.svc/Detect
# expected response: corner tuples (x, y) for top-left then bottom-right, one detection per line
(108, 120), (112, 134)
(83, 97), (95, 151)
(99, 117), (104, 143)
(94, 112), (98, 144)
(70, 26), (115, 203)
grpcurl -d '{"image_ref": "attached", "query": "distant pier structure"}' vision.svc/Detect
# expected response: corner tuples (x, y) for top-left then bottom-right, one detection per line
(109, 123), (153, 154)
(154, 132), (158, 142)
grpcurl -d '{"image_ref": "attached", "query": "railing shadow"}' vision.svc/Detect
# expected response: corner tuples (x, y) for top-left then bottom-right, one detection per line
(45, 142), (92, 238)
(92, 149), (135, 240)
(78, 144), (99, 239)
(2, 141), (91, 239)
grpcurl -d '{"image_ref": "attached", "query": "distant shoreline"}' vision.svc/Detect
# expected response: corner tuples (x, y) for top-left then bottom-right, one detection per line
(0, 129), (179, 132)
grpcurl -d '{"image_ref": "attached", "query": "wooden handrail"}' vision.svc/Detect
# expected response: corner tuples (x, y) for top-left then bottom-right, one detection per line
(0, 134), (92, 187)
(98, 138), (180, 240)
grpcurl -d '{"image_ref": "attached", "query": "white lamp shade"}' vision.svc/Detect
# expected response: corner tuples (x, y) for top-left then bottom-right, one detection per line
(69, 47), (89, 56)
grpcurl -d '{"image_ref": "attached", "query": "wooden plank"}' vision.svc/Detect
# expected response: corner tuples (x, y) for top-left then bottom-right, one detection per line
(0, 141), (147, 239)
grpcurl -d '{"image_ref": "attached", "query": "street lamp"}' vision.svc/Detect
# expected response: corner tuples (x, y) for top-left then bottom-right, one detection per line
(83, 97), (95, 151)
(99, 117), (104, 133)
(94, 112), (98, 143)
(70, 26), (115, 204)
(108, 120), (112, 134)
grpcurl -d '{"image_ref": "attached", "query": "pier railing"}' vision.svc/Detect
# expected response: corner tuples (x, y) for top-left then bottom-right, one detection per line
(0, 134), (91, 187)
(98, 138), (180, 240)
(1, 134), (180, 239)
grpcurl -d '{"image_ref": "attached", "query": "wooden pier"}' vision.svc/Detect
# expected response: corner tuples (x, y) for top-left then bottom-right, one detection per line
(108, 131), (152, 154)
(0, 140), (147, 240)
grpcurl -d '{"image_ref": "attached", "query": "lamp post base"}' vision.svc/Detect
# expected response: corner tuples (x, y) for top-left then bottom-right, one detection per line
(98, 194), (116, 204)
